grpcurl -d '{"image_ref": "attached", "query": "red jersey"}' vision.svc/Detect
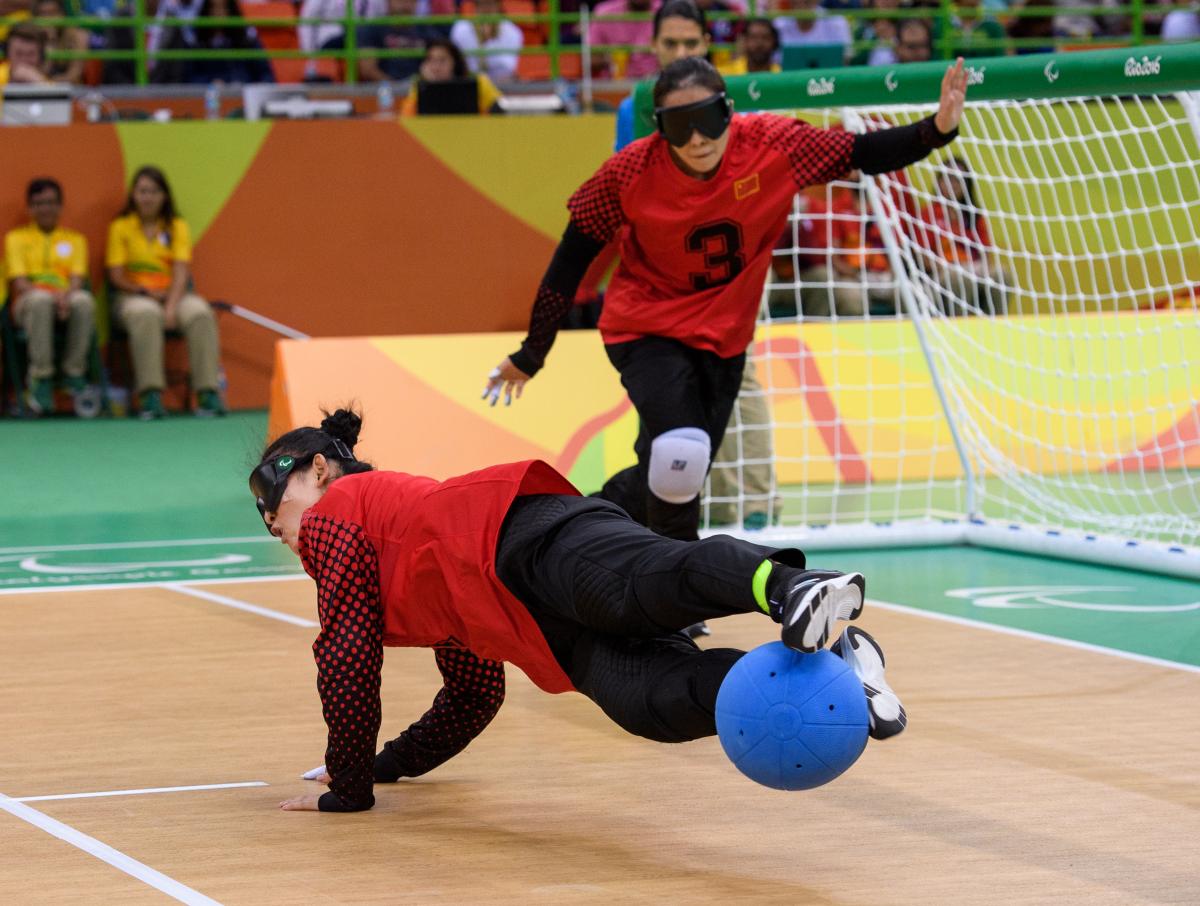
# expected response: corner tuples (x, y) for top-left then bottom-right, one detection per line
(568, 113), (854, 357)
(301, 462), (579, 695)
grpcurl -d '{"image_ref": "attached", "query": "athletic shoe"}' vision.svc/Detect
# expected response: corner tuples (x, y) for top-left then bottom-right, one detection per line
(775, 569), (865, 653)
(194, 389), (225, 418)
(138, 389), (166, 420)
(66, 376), (101, 419)
(25, 378), (53, 416)
(831, 626), (907, 740)
(684, 621), (711, 639)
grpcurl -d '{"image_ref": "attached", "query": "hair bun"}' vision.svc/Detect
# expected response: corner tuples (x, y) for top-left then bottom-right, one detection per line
(320, 407), (362, 450)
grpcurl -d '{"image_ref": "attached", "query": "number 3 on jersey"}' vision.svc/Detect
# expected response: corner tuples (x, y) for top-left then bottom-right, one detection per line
(686, 220), (746, 292)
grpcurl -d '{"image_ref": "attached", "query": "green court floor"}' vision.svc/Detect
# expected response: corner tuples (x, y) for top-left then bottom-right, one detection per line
(2, 412), (1197, 668)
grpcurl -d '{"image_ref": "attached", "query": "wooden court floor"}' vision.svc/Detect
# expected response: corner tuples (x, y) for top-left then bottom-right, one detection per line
(1, 578), (1197, 905)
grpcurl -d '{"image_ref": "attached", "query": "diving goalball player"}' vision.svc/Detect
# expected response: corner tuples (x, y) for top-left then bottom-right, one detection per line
(485, 56), (968, 545)
(253, 409), (907, 813)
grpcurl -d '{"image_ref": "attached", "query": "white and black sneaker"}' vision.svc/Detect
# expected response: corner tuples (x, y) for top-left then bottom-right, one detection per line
(684, 621), (711, 639)
(830, 626), (907, 740)
(775, 570), (865, 653)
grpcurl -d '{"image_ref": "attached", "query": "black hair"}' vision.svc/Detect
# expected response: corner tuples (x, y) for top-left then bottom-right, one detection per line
(941, 155), (979, 231)
(122, 165), (180, 226)
(259, 406), (375, 477)
(653, 0), (707, 39)
(744, 17), (780, 51)
(653, 56), (726, 109)
(26, 178), (63, 205)
(423, 38), (469, 80)
(196, 0), (255, 49)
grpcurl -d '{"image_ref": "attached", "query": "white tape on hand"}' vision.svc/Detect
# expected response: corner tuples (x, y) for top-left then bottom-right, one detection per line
(301, 765), (327, 781)
(484, 368), (503, 406)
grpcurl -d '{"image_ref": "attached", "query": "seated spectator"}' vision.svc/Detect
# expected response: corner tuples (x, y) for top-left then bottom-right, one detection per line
(696, 0), (746, 69)
(106, 166), (224, 419)
(1006, 0), (1055, 55)
(33, 0), (90, 84)
(399, 38), (503, 115)
(804, 178), (897, 317)
(588, 0), (659, 80)
(299, 0), (386, 70)
(0, 22), (52, 84)
(717, 17), (780, 75)
(895, 16), (931, 63)
(357, 0), (446, 82)
(918, 156), (1010, 315)
(1053, 0), (1124, 40)
(4, 178), (97, 417)
(771, 0), (851, 60)
(182, 0), (274, 84)
(148, 0), (203, 59)
(848, 0), (903, 67)
(450, 0), (523, 82)
(1162, 5), (1200, 40)
(949, 0), (1005, 57)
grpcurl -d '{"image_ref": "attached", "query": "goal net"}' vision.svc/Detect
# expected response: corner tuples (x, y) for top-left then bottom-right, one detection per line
(636, 45), (1200, 578)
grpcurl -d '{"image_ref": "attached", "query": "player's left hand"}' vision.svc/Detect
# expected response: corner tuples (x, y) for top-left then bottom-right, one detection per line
(279, 794), (322, 811)
(935, 58), (968, 135)
(482, 357), (531, 407)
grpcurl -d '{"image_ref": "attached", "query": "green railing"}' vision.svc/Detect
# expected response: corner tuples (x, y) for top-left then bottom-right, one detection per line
(3, 1), (1196, 87)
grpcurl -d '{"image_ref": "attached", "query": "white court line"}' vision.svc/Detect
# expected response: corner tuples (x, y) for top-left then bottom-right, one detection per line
(869, 597), (1200, 675)
(164, 583), (319, 628)
(0, 572), (307, 597)
(0, 792), (223, 905)
(15, 781), (268, 803)
(0, 536), (275, 555)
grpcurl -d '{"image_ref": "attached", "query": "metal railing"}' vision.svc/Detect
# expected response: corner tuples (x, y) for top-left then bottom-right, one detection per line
(3, 0), (1194, 87)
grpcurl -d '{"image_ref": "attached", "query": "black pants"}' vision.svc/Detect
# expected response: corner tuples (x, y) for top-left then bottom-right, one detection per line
(496, 495), (806, 743)
(595, 336), (746, 541)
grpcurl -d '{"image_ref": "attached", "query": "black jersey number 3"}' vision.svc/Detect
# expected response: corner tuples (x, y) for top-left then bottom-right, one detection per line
(686, 220), (746, 292)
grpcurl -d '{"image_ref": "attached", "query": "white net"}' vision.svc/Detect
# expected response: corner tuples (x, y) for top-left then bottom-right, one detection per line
(706, 91), (1200, 563)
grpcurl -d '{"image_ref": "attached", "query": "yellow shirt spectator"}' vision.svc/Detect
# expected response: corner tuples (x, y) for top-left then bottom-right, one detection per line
(716, 59), (782, 77)
(0, 61), (9, 85)
(4, 223), (88, 295)
(106, 213), (192, 294)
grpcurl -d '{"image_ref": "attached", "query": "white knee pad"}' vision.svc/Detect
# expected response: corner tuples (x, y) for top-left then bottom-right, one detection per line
(648, 427), (711, 504)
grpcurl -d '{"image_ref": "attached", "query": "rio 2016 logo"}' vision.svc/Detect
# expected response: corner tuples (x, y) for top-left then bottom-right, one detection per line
(1124, 55), (1162, 77)
(806, 77), (836, 97)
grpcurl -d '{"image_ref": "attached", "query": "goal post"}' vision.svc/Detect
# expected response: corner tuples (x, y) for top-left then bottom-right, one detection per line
(632, 45), (1200, 580)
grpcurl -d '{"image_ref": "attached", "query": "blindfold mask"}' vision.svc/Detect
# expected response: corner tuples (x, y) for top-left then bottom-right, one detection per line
(654, 92), (733, 147)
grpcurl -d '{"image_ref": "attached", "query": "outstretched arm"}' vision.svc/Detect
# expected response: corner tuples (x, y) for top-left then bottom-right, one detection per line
(850, 59), (968, 175)
(374, 643), (506, 781)
(483, 223), (605, 405)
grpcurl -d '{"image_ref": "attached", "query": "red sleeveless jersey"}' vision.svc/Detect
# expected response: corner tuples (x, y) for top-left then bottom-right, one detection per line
(568, 113), (854, 357)
(300, 462), (580, 694)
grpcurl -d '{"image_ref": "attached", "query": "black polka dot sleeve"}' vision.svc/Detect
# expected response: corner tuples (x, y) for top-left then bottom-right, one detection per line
(299, 512), (384, 813)
(743, 114), (857, 189)
(374, 643), (506, 782)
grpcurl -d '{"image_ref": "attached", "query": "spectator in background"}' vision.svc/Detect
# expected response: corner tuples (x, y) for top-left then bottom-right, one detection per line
(1053, 0), (1124, 40)
(357, 0), (445, 82)
(589, 0), (660, 80)
(771, 0), (851, 60)
(33, 0), (90, 84)
(107, 166), (224, 420)
(0, 22), (52, 84)
(399, 37), (503, 114)
(299, 0), (386, 69)
(1162, 4), (1200, 40)
(4, 178), (97, 417)
(1007, 0), (1055, 55)
(950, 0), (1005, 57)
(895, 16), (931, 63)
(849, 0), (904, 67)
(695, 0), (745, 70)
(450, 0), (523, 82)
(918, 156), (1009, 315)
(717, 16), (780, 75)
(183, 0), (274, 84)
(148, 0), (203, 60)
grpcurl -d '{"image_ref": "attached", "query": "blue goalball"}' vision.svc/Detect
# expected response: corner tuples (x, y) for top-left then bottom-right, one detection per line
(715, 642), (870, 791)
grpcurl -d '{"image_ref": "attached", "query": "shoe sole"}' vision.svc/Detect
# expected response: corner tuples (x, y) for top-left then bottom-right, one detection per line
(783, 572), (865, 653)
(833, 627), (907, 740)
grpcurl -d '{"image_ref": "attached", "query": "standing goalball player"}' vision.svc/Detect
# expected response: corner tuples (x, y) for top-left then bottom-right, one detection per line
(485, 56), (968, 544)
(255, 409), (905, 813)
